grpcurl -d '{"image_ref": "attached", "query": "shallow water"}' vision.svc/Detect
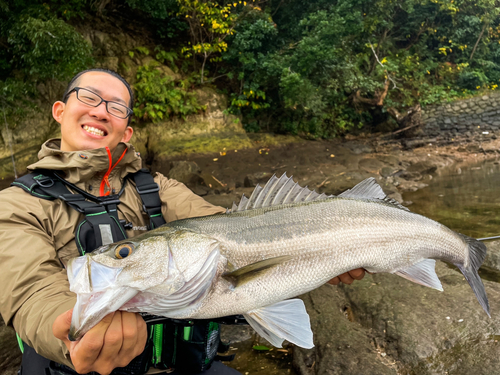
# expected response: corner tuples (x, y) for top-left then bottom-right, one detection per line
(404, 159), (500, 239)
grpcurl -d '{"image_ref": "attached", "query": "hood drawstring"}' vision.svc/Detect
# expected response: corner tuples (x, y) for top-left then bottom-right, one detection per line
(100, 146), (128, 196)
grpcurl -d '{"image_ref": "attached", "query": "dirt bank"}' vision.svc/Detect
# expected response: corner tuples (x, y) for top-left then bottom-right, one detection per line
(1, 132), (499, 375)
(151, 132), (500, 209)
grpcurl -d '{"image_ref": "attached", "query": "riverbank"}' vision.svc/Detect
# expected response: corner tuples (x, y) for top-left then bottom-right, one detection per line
(1, 131), (500, 375)
(150, 131), (500, 210)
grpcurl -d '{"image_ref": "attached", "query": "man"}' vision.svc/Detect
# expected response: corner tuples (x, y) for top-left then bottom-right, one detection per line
(0, 69), (365, 375)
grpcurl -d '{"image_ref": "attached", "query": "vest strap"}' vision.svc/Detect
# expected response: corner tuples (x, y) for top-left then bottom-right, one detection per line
(128, 169), (166, 229)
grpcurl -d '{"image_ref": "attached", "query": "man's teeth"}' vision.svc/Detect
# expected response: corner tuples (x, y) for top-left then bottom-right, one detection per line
(83, 125), (105, 136)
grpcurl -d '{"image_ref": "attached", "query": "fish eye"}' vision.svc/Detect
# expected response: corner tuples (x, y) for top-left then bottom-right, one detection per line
(115, 243), (134, 259)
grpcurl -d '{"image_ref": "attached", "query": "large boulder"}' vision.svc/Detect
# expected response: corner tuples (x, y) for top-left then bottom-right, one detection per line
(294, 263), (500, 374)
(0, 320), (21, 375)
(167, 161), (203, 187)
(484, 240), (500, 273)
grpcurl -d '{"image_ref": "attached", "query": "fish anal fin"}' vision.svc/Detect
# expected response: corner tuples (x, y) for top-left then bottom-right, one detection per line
(223, 255), (293, 287)
(394, 259), (443, 291)
(243, 299), (314, 349)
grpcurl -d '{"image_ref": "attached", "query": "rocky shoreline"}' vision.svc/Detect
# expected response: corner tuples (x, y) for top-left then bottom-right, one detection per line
(153, 131), (500, 211)
(2, 132), (500, 375)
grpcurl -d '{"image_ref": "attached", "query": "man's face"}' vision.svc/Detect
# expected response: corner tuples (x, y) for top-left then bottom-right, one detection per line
(53, 72), (133, 153)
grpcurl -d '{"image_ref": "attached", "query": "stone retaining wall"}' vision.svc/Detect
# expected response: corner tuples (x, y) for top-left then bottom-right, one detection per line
(422, 92), (500, 135)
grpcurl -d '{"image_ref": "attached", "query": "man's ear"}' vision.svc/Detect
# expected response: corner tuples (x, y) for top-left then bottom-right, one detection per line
(121, 126), (133, 143)
(52, 101), (65, 124)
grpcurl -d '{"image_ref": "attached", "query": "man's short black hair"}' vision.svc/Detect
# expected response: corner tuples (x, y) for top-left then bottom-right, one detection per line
(62, 69), (134, 125)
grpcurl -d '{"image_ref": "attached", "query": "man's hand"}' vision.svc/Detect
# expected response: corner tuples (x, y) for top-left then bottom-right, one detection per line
(328, 268), (366, 285)
(53, 309), (147, 375)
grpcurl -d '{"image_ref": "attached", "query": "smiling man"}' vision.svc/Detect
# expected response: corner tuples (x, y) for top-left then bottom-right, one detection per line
(0, 69), (365, 375)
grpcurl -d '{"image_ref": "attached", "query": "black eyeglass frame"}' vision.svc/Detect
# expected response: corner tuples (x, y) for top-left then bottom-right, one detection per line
(64, 87), (134, 119)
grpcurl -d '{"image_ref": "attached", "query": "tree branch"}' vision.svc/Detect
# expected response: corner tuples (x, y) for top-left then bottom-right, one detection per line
(470, 22), (487, 62)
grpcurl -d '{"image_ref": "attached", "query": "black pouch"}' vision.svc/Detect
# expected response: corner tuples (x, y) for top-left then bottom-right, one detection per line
(161, 321), (226, 374)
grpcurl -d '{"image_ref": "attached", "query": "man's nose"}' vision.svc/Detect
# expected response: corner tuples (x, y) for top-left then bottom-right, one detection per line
(88, 102), (110, 120)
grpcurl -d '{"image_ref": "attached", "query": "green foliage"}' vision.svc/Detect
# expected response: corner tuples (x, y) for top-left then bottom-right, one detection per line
(177, 0), (253, 83)
(124, 0), (186, 39)
(8, 16), (93, 82)
(125, 0), (177, 19)
(132, 62), (205, 123)
(217, 0), (500, 137)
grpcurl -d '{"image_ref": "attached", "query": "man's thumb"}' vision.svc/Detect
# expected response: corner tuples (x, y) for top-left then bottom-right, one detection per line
(52, 308), (73, 340)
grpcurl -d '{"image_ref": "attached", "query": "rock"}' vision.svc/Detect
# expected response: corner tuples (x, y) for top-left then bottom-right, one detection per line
(244, 172), (272, 187)
(407, 160), (439, 174)
(98, 56), (119, 72)
(344, 142), (374, 155)
(0, 321), (21, 375)
(380, 166), (398, 178)
(465, 144), (481, 153)
(387, 190), (403, 203)
(293, 287), (398, 375)
(403, 139), (426, 149)
(358, 158), (385, 174)
(220, 325), (252, 343)
(301, 263), (500, 375)
(484, 240), (500, 273)
(191, 185), (210, 196)
(168, 161), (202, 187)
(397, 171), (422, 181)
(377, 155), (402, 167)
(397, 180), (428, 192)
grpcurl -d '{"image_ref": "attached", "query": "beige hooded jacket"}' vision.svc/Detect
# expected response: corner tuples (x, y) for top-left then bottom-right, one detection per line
(0, 139), (225, 368)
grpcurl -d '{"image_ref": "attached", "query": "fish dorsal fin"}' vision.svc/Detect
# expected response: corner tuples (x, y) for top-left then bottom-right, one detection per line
(231, 173), (332, 212)
(339, 177), (410, 211)
(338, 177), (386, 199)
(243, 299), (314, 348)
(223, 255), (293, 286)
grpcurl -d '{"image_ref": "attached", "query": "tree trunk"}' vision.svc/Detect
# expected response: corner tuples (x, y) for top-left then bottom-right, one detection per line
(2, 108), (17, 179)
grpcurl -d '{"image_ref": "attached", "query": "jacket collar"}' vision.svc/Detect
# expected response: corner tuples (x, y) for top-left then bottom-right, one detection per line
(27, 139), (143, 186)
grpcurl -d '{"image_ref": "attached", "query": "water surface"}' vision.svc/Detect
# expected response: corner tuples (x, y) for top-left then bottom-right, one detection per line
(404, 159), (500, 239)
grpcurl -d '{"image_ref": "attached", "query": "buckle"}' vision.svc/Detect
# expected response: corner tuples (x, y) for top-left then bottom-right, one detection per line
(35, 176), (54, 188)
(99, 195), (121, 206)
(143, 205), (161, 215)
(136, 183), (159, 195)
(59, 194), (85, 202)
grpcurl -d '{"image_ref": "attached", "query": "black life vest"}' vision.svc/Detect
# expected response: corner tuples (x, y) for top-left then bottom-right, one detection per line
(12, 169), (235, 375)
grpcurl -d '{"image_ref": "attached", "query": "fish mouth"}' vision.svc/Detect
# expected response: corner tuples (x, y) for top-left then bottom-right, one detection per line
(67, 255), (138, 341)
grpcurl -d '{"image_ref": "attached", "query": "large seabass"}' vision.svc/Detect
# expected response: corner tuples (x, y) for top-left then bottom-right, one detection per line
(67, 175), (490, 347)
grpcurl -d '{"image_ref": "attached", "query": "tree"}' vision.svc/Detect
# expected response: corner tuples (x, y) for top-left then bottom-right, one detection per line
(177, 0), (246, 83)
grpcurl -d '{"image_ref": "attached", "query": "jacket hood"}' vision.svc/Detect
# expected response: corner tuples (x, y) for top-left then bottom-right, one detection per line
(27, 139), (143, 186)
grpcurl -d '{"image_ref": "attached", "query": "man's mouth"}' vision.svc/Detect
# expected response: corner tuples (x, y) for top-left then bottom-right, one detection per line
(83, 125), (107, 137)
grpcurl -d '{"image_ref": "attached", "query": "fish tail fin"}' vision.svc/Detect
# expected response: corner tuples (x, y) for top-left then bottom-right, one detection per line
(456, 233), (490, 317)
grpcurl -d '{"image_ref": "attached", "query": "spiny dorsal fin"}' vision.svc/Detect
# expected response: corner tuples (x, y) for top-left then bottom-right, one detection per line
(231, 173), (332, 212)
(339, 177), (410, 211)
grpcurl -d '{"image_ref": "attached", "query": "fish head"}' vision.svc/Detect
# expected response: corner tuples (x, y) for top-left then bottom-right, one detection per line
(67, 228), (222, 340)
(67, 230), (177, 340)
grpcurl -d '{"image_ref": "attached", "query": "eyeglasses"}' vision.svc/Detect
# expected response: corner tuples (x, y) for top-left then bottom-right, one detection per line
(65, 87), (134, 119)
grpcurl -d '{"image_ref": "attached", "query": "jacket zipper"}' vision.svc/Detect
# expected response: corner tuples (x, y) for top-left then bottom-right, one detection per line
(99, 146), (128, 196)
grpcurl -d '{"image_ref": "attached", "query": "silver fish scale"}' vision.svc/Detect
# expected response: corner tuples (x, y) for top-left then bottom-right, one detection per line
(164, 197), (468, 319)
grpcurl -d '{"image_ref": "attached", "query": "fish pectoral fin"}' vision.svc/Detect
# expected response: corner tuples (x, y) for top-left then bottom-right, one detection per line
(243, 299), (314, 349)
(394, 259), (443, 291)
(223, 255), (293, 286)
